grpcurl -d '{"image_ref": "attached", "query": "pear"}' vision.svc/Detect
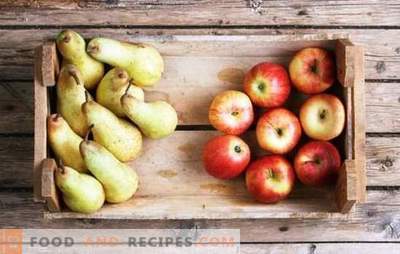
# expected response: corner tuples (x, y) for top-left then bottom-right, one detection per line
(96, 68), (144, 117)
(87, 37), (164, 87)
(82, 94), (142, 162)
(121, 85), (178, 139)
(80, 137), (139, 203)
(55, 162), (105, 214)
(47, 114), (87, 173)
(57, 64), (90, 137)
(56, 30), (104, 90)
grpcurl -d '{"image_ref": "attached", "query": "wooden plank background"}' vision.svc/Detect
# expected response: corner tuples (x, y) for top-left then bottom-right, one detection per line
(0, 0), (400, 252)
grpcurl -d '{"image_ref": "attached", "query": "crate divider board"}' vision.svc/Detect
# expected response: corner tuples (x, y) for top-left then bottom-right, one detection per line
(33, 34), (366, 220)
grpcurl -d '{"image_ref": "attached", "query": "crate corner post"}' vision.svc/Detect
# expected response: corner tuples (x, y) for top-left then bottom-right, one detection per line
(33, 42), (59, 205)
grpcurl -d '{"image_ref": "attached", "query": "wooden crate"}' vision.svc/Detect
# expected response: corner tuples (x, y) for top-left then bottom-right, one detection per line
(33, 34), (366, 219)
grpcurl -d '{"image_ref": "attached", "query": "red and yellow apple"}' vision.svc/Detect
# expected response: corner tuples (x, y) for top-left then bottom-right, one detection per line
(243, 62), (291, 108)
(209, 90), (254, 135)
(289, 47), (335, 94)
(202, 135), (251, 180)
(246, 155), (295, 203)
(256, 108), (302, 154)
(300, 93), (345, 141)
(294, 141), (341, 186)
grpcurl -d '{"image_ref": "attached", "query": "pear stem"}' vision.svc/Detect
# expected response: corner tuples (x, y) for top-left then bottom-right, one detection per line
(58, 159), (65, 174)
(124, 80), (133, 96)
(85, 91), (90, 102)
(87, 43), (99, 55)
(68, 69), (81, 86)
(63, 34), (71, 43)
(85, 124), (94, 143)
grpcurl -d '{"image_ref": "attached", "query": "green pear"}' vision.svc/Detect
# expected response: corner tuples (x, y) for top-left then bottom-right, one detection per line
(47, 114), (87, 173)
(121, 86), (178, 139)
(96, 68), (144, 117)
(56, 30), (104, 90)
(57, 65), (90, 137)
(55, 162), (105, 214)
(82, 95), (142, 162)
(80, 138), (139, 203)
(87, 37), (164, 87)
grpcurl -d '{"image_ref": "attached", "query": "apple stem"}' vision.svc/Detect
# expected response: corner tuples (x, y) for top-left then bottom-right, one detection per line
(311, 59), (319, 73)
(319, 109), (327, 119)
(234, 145), (241, 153)
(266, 169), (275, 179)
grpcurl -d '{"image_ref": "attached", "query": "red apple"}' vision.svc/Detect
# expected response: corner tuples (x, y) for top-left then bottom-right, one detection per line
(289, 47), (335, 94)
(300, 93), (345, 141)
(209, 90), (254, 135)
(246, 155), (295, 203)
(294, 141), (341, 186)
(202, 135), (251, 179)
(243, 62), (291, 108)
(256, 108), (302, 154)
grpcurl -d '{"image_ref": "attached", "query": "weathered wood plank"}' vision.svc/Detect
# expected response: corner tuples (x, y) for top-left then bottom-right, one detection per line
(0, 81), (398, 133)
(0, 134), (398, 188)
(0, 82), (33, 133)
(0, 1), (399, 26)
(0, 189), (399, 241)
(241, 243), (400, 254)
(0, 29), (400, 80)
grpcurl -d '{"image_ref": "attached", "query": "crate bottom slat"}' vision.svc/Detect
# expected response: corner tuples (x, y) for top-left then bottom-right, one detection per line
(45, 192), (348, 220)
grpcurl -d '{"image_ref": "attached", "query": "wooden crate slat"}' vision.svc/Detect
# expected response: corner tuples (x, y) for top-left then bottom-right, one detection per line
(1, 28), (400, 81)
(1, 1), (400, 26)
(33, 45), (47, 202)
(41, 158), (61, 212)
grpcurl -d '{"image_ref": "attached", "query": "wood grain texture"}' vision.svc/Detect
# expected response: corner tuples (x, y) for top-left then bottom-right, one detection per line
(33, 45), (47, 201)
(352, 45), (367, 202)
(0, 133), (398, 188)
(0, 1), (399, 26)
(1, 189), (400, 241)
(41, 158), (61, 212)
(240, 243), (400, 254)
(335, 160), (357, 213)
(0, 81), (33, 133)
(0, 28), (400, 80)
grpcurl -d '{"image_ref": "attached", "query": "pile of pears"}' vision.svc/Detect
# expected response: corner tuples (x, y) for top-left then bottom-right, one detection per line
(48, 30), (178, 214)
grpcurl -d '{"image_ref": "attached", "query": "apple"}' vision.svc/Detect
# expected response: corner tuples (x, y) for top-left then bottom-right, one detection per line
(300, 93), (345, 141)
(243, 62), (291, 108)
(294, 141), (341, 186)
(256, 108), (302, 154)
(202, 135), (251, 180)
(289, 47), (335, 94)
(246, 155), (295, 203)
(209, 90), (254, 135)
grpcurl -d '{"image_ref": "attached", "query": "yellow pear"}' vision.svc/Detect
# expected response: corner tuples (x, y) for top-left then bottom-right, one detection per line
(55, 162), (105, 214)
(56, 30), (104, 90)
(121, 85), (178, 139)
(80, 138), (139, 203)
(47, 114), (87, 173)
(96, 68), (144, 117)
(82, 94), (142, 162)
(57, 64), (90, 137)
(87, 37), (164, 87)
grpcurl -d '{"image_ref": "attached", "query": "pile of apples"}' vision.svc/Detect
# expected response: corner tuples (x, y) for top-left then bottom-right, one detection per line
(203, 48), (345, 204)
(47, 30), (178, 213)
